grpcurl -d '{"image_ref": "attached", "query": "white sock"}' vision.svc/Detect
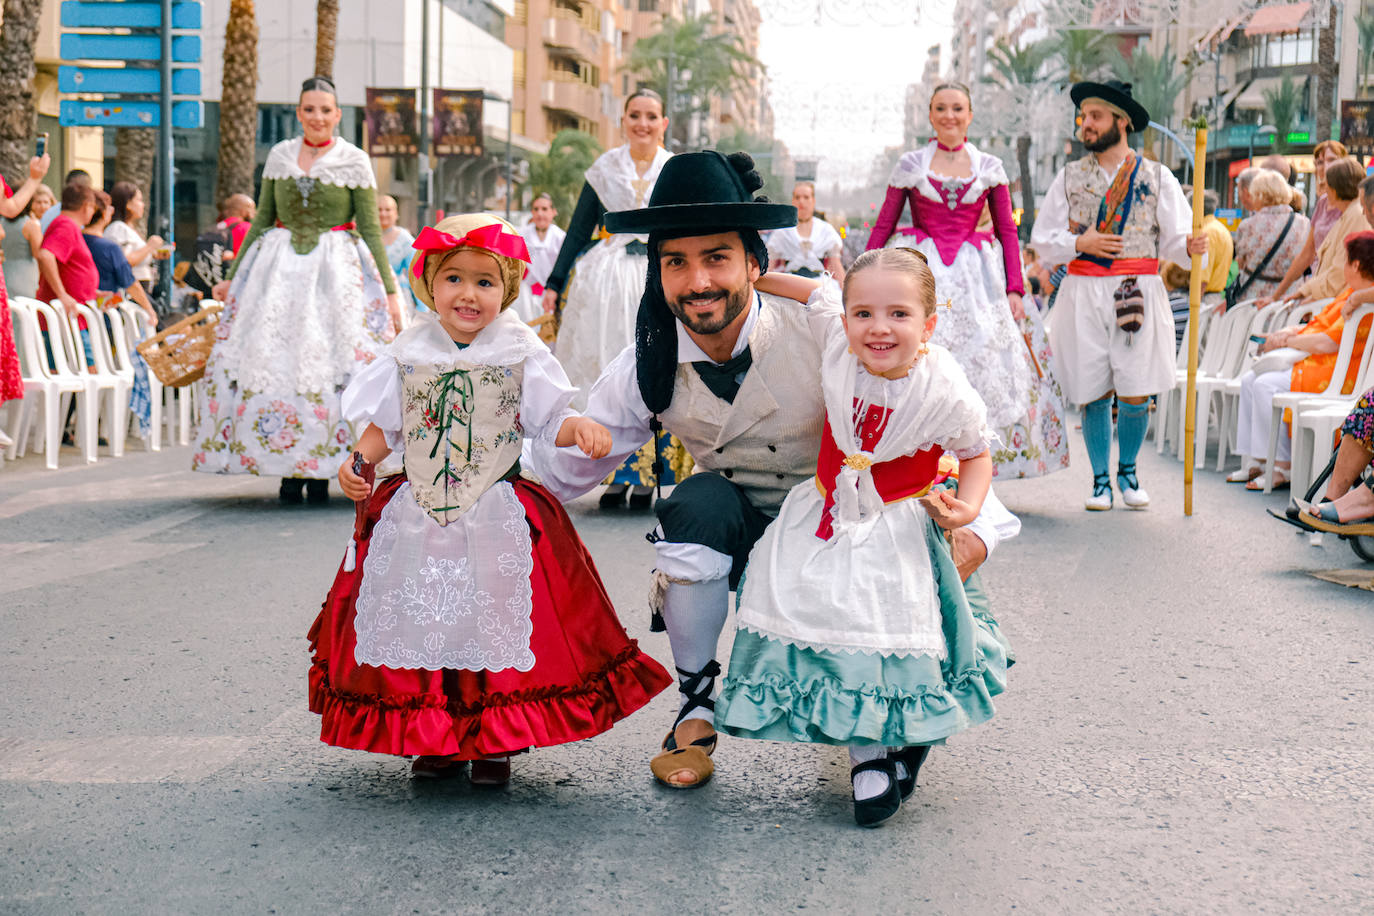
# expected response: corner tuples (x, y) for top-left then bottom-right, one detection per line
(888, 745), (909, 783)
(849, 745), (891, 801)
(662, 578), (729, 723)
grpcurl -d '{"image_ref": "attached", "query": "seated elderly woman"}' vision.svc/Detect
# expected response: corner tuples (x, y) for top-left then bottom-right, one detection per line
(1259, 157), (1371, 306)
(1293, 386), (1374, 533)
(1231, 230), (1374, 490)
(1233, 169), (1310, 304)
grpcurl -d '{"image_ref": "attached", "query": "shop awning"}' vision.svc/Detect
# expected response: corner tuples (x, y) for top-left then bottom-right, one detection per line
(1245, 2), (1312, 36)
(1195, 13), (1245, 51)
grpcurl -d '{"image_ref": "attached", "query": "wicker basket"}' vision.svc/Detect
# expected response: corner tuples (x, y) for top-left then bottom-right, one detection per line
(136, 303), (223, 387)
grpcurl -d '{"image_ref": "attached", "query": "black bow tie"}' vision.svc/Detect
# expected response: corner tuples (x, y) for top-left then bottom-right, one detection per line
(691, 346), (753, 404)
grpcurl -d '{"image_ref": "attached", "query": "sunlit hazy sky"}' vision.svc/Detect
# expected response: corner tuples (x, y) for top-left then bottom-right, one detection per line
(756, 1), (956, 189)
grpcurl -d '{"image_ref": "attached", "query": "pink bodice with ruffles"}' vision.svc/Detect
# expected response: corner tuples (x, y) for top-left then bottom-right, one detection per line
(868, 174), (1024, 296)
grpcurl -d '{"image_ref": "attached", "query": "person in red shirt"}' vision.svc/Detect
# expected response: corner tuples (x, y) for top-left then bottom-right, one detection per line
(220, 193), (255, 256)
(35, 183), (98, 317)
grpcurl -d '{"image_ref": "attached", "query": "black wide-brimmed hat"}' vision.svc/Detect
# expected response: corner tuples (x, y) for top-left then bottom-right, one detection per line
(604, 150), (796, 235)
(1070, 80), (1150, 133)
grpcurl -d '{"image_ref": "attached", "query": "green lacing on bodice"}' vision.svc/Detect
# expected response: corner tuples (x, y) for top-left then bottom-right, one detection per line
(269, 179), (358, 255)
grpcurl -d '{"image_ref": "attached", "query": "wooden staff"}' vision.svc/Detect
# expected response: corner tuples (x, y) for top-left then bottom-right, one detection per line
(1183, 121), (1209, 516)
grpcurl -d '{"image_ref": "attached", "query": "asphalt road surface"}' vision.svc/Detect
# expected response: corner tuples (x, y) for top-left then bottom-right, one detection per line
(2, 436), (1371, 914)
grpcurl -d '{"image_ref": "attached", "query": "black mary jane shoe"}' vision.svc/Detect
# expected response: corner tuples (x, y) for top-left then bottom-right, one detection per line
(598, 487), (628, 509)
(888, 745), (931, 800)
(306, 479), (330, 505)
(851, 758), (903, 828)
(279, 478), (305, 505)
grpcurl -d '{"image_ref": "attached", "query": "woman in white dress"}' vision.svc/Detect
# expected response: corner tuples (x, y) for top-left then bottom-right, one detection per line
(767, 181), (845, 280)
(512, 192), (565, 322)
(194, 76), (403, 503)
(866, 82), (1069, 479)
(541, 88), (679, 507)
(105, 182), (168, 301)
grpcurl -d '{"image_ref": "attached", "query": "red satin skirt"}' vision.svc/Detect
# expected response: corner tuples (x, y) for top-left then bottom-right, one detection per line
(308, 474), (672, 758)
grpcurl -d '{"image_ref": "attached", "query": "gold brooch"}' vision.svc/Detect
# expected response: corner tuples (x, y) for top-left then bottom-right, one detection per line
(843, 454), (873, 471)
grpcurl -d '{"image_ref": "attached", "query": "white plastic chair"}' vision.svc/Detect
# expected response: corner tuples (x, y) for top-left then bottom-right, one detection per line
(66, 301), (132, 458)
(8, 297), (95, 467)
(1176, 302), (1258, 467)
(1215, 299), (1293, 470)
(1290, 401), (1357, 494)
(106, 304), (160, 451)
(1263, 302), (1374, 492)
(1156, 301), (1238, 457)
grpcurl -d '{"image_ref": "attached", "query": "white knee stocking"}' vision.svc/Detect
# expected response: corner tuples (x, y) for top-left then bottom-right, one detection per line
(661, 578), (729, 723)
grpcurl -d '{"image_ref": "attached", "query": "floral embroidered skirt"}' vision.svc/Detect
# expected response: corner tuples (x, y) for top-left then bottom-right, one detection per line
(192, 229), (392, 479)
(308, 473), (672, 758)
(715, 517), (1013, 747)
(1341, 387), (1374, 451)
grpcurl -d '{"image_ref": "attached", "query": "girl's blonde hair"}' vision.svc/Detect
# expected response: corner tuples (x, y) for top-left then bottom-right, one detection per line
(843, 247), (938, 315)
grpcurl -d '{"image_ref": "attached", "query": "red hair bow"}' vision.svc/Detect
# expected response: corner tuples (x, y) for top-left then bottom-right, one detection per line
(410, 223), (531, 279)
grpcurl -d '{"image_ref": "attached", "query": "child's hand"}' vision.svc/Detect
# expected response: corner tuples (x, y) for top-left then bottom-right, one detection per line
(572, 417), (612, 458)
(919, 489), (978, 530)
(338, 456), (372, 501)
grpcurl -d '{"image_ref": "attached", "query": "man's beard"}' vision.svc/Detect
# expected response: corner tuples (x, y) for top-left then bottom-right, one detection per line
(668, 281), (752, 336)
(1083, 121), (1123, 152)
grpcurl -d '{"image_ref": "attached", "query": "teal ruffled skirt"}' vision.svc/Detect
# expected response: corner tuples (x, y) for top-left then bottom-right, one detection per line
(715, 516), (1014, 747)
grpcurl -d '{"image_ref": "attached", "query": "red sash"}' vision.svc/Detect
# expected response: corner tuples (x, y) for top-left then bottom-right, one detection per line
(1067, 258), (1159, 278)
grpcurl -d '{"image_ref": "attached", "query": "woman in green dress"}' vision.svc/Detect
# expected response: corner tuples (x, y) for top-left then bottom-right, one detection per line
(194, 77), (403, 503)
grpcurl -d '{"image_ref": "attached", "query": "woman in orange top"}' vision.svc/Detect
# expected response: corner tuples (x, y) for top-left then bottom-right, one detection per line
(1232, 231), (1374, 490)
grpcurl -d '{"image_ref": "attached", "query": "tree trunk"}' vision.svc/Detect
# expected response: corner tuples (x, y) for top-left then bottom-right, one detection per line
(215, 0), (259, 208)
(114, 128), (157, 234)
(0, 0), (45, 186)
(1016, 134), (1034, 241)
(1316, 3), (1337, 144)
(314, 0), (339, 80)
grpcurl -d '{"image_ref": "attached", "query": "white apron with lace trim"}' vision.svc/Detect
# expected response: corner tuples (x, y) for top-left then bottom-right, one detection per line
(736, 299), (992, 658)
(347, 312), (565, 672)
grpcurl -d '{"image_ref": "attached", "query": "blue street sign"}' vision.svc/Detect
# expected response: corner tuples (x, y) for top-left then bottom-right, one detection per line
(60, 99), (203, 129)
(61, 1), (202, 29)
(1216, 208), (1243, 220)
(59, 65), (200, 96)
(60, 33), (201, 62)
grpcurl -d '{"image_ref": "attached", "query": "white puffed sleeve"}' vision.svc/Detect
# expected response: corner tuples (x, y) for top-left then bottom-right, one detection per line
(802, 279), (845, 348)
(519, 346), (578, 440)
(340, 357), (405, 452)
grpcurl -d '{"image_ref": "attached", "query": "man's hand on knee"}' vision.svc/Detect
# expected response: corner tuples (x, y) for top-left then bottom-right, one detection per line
(950, 527), (988, 582)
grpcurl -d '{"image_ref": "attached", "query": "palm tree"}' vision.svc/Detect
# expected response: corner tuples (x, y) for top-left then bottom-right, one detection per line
(215, 0), (259, 207)
(314, 0), (339, 80)
(0, 0), (44, 185)
(526, 129), (602, 230)
(1316, 2), (1338, 144)
(623, 15), (763, 149)
(986, 38), (1054, 239)
(1357, 8), (1374, 99)
(1263, 75), (1302, 154)
(1052, 29), (1113, 83)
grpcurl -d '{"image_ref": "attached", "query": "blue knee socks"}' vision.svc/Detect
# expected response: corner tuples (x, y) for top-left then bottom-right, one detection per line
(1116, 400), (1150, 475)
(1082, 398), (1113, 482)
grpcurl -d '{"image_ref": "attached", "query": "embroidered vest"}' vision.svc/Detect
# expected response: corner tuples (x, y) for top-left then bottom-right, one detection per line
(660, 293), (828, 513)
(399, 360), (525, 526)
(1065, 154), (1162, 259)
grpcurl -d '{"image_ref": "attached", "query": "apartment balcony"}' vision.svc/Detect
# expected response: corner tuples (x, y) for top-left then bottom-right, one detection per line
(544, 10), (601, 61)
(542, 75), (601, 123)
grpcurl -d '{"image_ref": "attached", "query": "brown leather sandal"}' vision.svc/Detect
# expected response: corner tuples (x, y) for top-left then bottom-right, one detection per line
(650, 661), (720, 790)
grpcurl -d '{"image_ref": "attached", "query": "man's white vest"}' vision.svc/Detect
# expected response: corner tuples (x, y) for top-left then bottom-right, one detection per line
(660, 292), (827, 513)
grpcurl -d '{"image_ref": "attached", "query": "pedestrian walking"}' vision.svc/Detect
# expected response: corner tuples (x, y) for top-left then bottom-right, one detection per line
(1031, 80), (1207, 511)
(310, 213), (671, 785)
(713, 249), (1012, 827)
(512, 192), (564, 322)
(193, 76), (403, 503)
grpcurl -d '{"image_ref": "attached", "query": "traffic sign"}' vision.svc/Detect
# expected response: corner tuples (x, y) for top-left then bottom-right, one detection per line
(60, 1), (202, 29)
(60, 33), (201, 62)
(59, 65), (200, 96)
(60, 99), (204, 129)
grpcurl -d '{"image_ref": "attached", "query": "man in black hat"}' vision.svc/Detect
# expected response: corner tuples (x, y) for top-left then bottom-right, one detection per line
(1031, 80), (1207, 512)
(525, 150), (1020, 789)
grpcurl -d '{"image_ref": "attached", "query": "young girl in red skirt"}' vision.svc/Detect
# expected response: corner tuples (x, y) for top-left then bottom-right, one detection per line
(309, 213), (671, 785)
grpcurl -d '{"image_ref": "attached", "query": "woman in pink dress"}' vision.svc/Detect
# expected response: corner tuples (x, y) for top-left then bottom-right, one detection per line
(0, 153), (52, 448)
(868, 82), (1068, 479)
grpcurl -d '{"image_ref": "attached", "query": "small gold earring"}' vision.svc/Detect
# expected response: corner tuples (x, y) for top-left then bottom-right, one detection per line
(942, 298), (954, 310)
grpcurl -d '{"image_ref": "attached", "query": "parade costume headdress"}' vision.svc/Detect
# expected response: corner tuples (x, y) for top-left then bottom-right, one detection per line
(409, 214), (531, 310)
(1070, 79), (1150, 134)
(603, 150), (796, 414)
